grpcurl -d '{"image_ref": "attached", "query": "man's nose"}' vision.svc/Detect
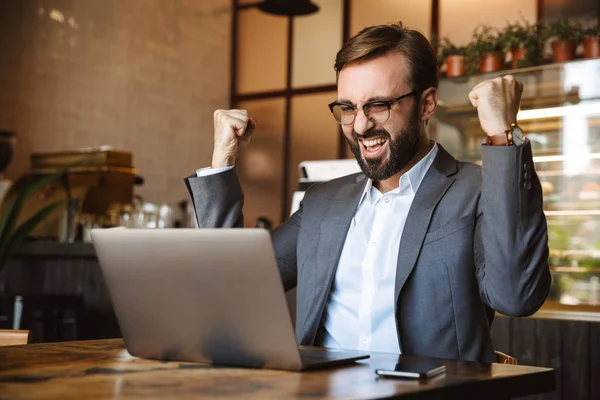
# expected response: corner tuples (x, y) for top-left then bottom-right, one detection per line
(353, 109), (374, 135)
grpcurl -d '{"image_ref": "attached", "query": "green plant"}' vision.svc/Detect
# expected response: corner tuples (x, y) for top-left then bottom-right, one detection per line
(582, 16), (600, 37)
(465, 25), (505, 74)
(471, 25), (504, 54)
(546, 18), (582, 42)
(503, 20), (542, 50)
(437, 37), (467, 62)
(0, 171), (68, 270)
(502, 20), (544, 66)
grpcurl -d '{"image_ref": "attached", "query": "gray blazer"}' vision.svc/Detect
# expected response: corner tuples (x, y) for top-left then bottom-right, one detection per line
(184, 142), (551, 363)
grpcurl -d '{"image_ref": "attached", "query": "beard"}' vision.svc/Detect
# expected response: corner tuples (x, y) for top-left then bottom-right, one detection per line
(346, 103), (423, 182)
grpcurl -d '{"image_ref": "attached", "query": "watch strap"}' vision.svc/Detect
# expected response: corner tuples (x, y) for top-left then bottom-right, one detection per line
(486, 128), (514, 146)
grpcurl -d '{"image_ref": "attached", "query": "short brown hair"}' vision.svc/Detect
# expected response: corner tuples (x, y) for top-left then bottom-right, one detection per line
(334, 22), (438, 93)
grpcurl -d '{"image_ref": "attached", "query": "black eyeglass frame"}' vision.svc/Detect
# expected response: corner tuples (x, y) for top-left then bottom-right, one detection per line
(327, 91), (419, 125)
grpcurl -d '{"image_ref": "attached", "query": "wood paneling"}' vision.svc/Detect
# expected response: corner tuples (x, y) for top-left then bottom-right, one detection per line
(535, 319), (561, 400)
(512, 317), (537, 366)
(491, 315), (600, 400)
(591, 322), (600, 400)
(490, 314), (511, 354)
(561, 321), (590, 400)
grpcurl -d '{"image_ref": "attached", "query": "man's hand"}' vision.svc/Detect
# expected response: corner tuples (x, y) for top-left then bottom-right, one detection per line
(468, 75), (523, 136)
(212, 109), (257, 168)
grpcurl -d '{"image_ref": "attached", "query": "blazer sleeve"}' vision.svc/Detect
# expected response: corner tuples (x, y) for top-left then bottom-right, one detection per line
(184, 166), (302, 291)
(474, 139), (551, 317)
(184, 166), (245, 228)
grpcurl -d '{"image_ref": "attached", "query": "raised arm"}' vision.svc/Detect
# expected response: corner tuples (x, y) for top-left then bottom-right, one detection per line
(183, 109), (301, 290)
(184, 109), (256, 228)
(469, 76), (551, 316)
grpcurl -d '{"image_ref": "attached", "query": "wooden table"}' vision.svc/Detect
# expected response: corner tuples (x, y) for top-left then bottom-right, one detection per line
(0, 339), (555, 399)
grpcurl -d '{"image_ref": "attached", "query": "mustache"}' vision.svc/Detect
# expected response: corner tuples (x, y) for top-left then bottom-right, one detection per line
(352, 128), (391, 141)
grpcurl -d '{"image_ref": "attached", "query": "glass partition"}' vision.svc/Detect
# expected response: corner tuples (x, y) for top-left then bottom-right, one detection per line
(236, 97), (286, 227)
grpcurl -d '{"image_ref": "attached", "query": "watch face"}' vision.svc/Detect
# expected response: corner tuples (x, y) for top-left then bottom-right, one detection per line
(512, 126), (525, 145)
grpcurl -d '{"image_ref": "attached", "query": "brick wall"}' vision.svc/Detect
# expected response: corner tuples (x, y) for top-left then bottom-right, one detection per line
(0, 0), (231, 204)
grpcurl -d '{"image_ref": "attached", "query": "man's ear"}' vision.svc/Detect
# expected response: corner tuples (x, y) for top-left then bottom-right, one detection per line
(420, 87), (438, 123)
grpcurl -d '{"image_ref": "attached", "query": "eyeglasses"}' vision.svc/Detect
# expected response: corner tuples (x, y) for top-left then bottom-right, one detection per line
(328, 91), (418, 126)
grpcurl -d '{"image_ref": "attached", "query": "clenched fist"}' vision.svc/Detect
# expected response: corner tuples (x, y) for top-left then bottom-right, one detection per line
(468, 75), (523, 137)
(212, 109), (257, 168)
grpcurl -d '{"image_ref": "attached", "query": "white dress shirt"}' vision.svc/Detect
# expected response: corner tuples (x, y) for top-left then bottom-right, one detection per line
(197, 166), (233, 177)
(321, 143), (438, 353)
(196, 144), (439, 354)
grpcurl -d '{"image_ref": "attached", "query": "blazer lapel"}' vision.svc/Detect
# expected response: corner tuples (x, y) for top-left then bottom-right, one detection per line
(394, 144), (459, 303)
(301, 174), (368, 342)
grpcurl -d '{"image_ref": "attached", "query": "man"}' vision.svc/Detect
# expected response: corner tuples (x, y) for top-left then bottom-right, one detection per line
(185, 22), (550, 363)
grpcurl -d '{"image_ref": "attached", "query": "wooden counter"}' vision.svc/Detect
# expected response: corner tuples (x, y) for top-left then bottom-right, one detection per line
(0, 339), (555, 400)
(527, 301), (600, 323)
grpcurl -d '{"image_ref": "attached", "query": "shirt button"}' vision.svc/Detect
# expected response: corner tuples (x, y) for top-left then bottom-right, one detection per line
(362, 338), (369, 344)
(524, 171), (531, 180)
(366, 287), (373, 294)
(524, 181), (532, 190)
(384, 198), (390, 204)
(523, 162), (530, 171)
(370, 241), (377, 246)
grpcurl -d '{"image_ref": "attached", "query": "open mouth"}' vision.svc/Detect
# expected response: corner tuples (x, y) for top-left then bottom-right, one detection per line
(360, 137), (388, 158)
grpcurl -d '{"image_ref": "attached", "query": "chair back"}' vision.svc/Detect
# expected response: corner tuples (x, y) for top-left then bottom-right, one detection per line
(0, 329), (30, 346)
(495, 350), (517, 364)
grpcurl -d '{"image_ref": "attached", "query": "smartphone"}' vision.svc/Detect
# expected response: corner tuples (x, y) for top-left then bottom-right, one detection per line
(375, 359), (446, 379)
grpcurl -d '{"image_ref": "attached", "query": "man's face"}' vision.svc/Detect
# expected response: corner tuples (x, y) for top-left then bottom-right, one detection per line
(336, 52), (423, 181)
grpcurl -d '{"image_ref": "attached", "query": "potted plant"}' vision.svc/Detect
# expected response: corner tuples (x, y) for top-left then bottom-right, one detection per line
(581, 17), (599, 58)
(546, 18), (581, 62)
(502, 20), (544, 69)
(438, 37), (468, 77)
(467, 25), (505, 73)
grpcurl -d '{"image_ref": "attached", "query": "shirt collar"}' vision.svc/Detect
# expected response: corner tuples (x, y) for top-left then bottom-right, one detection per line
(359, 141), (439, 205)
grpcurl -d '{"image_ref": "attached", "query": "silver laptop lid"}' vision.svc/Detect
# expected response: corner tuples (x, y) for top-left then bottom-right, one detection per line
(91, 228), (303, 370)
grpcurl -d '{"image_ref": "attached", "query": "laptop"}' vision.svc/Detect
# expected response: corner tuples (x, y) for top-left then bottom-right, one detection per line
(91, 228), (369, 371)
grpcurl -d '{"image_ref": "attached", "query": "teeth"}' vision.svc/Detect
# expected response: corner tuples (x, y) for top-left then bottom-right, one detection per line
(363, 138), (386, 147)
